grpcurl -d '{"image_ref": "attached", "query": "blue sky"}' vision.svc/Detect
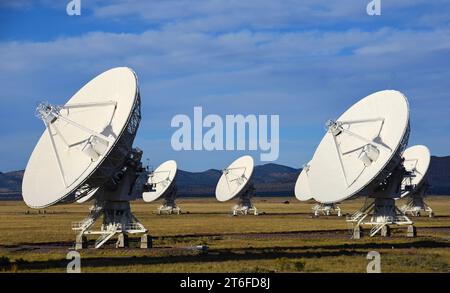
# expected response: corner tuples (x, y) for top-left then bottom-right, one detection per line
(0, 0), (449, 172)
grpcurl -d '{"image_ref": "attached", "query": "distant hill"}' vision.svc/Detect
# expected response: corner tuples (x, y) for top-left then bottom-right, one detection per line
(0, 170), (23, 199)
(428, 156), (450, 195)
(175, 163), (300, 197)
(252, 163), (299, 196)
(1, 156), (449, 200)
(176, 169), (222, 196)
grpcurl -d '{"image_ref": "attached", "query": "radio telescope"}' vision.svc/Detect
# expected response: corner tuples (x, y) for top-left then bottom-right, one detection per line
(22, 67), (154, 249)
(295, 162), (342, 217)
(216, 155), (258, 216)
(299, 90), (417, 238)
(399, 145), (433, 217)
(143, 160), (180, 215)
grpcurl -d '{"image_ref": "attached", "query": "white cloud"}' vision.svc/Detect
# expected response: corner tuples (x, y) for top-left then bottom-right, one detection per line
(89, 0), (450, 31)
(1, 1), (450, 171)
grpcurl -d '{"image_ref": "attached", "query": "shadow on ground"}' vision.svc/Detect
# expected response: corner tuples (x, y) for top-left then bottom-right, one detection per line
(4, 239), (449, 271)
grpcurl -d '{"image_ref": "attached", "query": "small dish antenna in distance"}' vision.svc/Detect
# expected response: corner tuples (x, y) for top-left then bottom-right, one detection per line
(143, 160), (178, 202)
(216, 155), (254, 202)
(295, 161), (342, 217)
(400, 145), (431, 198)
(295, 161), (313, 201)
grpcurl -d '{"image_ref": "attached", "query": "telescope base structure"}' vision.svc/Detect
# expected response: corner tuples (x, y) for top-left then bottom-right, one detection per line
(312, 203), (342, 217)
(232, 184), (258, 216)
(401, 196), (434, 218)
(232, 204), (258, 216)
(158, 203), (181, 215)
(347, 198), (414, 238)
(400, 182), (433, 217)
(72, 201), (150, 249)
(157, 187), (181, 215)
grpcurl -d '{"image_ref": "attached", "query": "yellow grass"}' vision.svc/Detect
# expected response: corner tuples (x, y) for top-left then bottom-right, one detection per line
(0, 196), (449, 272)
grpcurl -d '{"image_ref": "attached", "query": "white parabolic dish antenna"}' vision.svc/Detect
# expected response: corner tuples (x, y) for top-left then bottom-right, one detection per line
(295, 161), (342, 217)
(143, 160), (178, 202)
(22, 67), (140, 209)
(303, 90), (410, 204)
(294, 162), (313, 201)
(400, 145), (431, 198)
(216, 155), (254, 202)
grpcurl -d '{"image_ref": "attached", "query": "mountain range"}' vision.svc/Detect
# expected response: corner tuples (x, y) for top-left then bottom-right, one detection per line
(1, 156), (449, 200)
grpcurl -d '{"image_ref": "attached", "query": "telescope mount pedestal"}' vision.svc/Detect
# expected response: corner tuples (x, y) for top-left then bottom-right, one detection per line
(346, 166), (415, 238)
(232, 184), (258, 216)
(72, 148), (150, 249)
(347, 197), (414, 238)
(157, 186), (181, 215)
(312, 203), (342, 217)
(400, 183), (433, 217)
(72, 201), (149, 249)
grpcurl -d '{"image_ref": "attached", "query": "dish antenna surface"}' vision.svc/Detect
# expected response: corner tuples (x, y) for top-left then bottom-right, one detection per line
(399, 145), (433, 217)
(22, 67), (153, 249)
(299, 90), (417, 238)
(216, 155), (258, 215)
(294, 162), (313, 202)
(295, 163), (342, 217)
(143, 160), (180, 215)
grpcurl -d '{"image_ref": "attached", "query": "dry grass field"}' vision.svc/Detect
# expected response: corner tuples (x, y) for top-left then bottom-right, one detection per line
(0, 196), (449, 273)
